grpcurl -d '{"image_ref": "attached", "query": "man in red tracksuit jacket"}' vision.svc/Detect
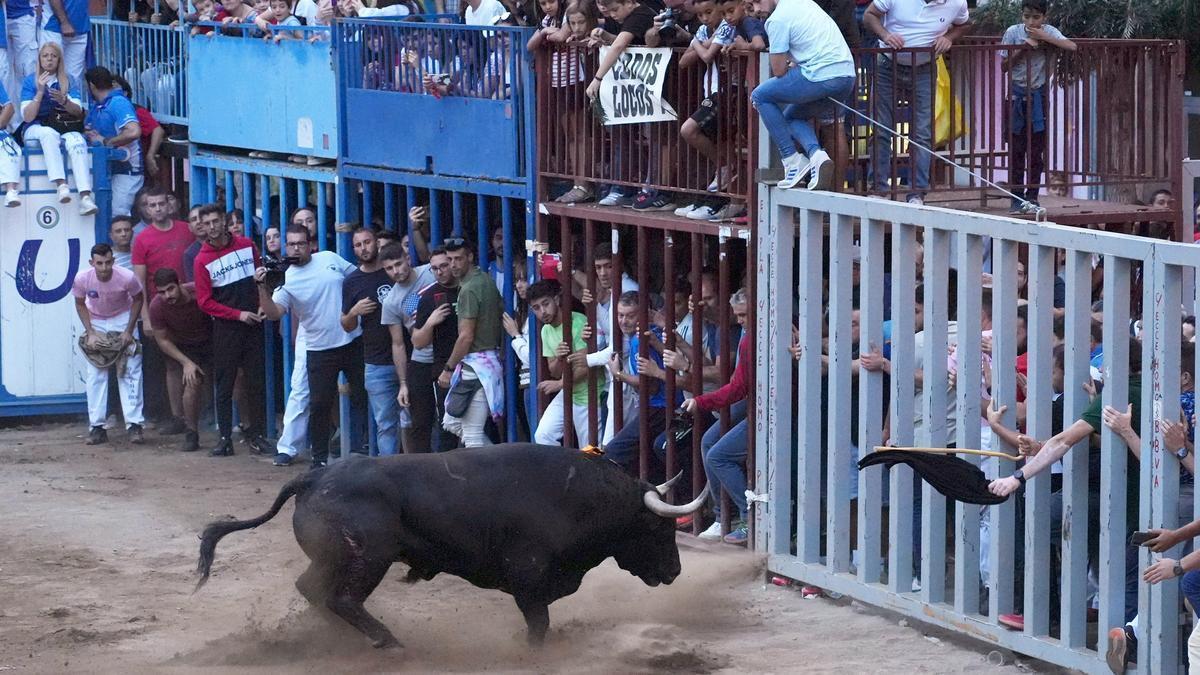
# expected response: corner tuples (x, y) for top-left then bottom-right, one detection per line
(192, 203), (272, 458)
(682, 288), (752, 545)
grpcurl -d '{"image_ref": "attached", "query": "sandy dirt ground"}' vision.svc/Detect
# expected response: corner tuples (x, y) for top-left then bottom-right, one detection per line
(0, 422), (1056, 674)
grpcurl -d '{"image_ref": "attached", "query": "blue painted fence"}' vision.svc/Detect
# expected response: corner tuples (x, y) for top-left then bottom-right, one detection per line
(188, 24), (339, 159)
(91, 19), (188, 125)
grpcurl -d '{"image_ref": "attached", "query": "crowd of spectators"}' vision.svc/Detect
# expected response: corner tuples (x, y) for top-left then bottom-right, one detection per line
(37, 0), (1200, 669)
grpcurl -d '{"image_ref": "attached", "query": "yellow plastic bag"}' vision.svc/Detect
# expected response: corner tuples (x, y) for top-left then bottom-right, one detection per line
(934, 56), (968, 148)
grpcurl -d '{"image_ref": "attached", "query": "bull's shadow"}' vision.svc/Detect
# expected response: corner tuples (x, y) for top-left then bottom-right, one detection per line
(194, 444), (707, 648)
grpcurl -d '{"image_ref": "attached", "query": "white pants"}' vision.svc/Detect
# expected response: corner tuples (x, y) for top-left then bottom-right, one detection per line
(0, 48), (10, 130)
(534, 389), (594, 448)
(0, 132), (19, 185)
(277, 338), (309, 457)
(1189, 621), (1200, 675)
(85, 312), (144, 429)
(23, 124), (91, 192)
(111, 173), (144, 217)
(442, 371), (492, 447)
(601, 379), (637, 445)
(38, 31), (87, 84)
(7, 16), (38, 84)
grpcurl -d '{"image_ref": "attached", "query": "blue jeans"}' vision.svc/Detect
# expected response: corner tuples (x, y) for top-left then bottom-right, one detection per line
(701, 400), (749, 520)
(870, 55), (934, 196)
(364, 362), (400, 456)
(751, 70), (855, 161)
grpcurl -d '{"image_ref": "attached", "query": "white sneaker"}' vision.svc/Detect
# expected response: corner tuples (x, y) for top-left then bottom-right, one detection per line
(248, 151), (266, 158)
(707, 165), (733, 192)
(674, 203), (698, 217)
(4, 189), (19, 207)
(306, 156), (329, 166)
(907, 195), (925, 206)
(806, 150), (832, 191)
(687, 204), (718, 220)
(777, 154), (811, 190)
(79, 194), (98, 216)
(698, 521), (723, 541)
(707, 203), (746, 222)
(56, 183), (71, 203)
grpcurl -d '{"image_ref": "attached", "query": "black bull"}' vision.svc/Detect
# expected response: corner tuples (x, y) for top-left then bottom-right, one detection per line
(195, 443), (708, 648)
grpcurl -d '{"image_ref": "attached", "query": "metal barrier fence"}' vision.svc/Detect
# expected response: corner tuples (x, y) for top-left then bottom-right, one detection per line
(838, 39), (1184, 213)
(754, 187), (1200, 673)
(534, 214), (751, 531)
(335, 19), (536, 183)
(535, 45), (759, 207)
(91, 19), (188, 125)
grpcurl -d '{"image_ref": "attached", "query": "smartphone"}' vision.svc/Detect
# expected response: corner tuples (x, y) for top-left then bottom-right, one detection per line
(1129, 531), (1156, 547)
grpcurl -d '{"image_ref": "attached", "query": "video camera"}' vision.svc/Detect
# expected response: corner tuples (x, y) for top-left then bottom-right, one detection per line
(262, 256), (300, 289)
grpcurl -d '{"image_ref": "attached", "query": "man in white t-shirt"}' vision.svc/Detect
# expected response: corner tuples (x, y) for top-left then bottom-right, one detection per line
(749, 0), (856, 192)
(256, 225), (366, 468)
(463, 0), (506, 25)
(864, 0), (971, 204)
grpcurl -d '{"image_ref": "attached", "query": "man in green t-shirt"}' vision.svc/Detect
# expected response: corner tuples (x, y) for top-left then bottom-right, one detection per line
(528, 280), (605, 447)
(988, 335), (1143, 631)
(438, 238), (505, 447)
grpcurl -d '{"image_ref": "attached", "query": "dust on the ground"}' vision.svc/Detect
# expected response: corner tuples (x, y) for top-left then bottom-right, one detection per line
(1, 422), (1046, 673)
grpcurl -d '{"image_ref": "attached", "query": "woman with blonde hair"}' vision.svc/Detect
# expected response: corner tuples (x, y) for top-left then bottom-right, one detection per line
(20, 41), (96, 215)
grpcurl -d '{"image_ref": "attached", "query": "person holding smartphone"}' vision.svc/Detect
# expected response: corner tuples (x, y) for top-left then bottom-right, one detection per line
(411, 248), (462, 452)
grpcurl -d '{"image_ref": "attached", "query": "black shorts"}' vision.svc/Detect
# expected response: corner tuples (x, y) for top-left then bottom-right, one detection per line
(177, 342), (213, 369)
(689, 95), (719, 138)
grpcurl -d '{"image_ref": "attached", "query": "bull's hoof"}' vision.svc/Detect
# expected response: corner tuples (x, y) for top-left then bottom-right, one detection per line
(371, 635), (402, 649)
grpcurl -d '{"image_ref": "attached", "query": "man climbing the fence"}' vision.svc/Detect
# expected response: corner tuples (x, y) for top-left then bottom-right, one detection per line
(749, 0), (856, 192)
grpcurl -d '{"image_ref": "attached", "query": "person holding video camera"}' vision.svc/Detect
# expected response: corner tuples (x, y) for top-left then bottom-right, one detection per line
(256, 225), (367, 469)
(192, 203), (272, 459)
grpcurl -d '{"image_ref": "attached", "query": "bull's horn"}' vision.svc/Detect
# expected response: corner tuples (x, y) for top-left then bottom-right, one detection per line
(643, 486), (709, 518)
(655, 471), (684, 496)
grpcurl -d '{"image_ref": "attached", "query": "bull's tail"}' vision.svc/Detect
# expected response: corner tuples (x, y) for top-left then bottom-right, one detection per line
(194, 472), (313, 592)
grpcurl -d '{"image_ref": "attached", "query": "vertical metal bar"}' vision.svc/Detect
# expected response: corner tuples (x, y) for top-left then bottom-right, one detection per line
(691, 231), (706, 535)
(636, 225), (650, 479)
(857, 216), (885, 584)
(989, 238), (1019, 620)
(429, 189), (442, 246)
(1023, 243), (1054, 637)
(663, 235), (677, 489)
(1146, 255), (1181, 673)
(559, 214), (575, 449)
(1097, 256), (1131, 656)
(383, 183), (395, 233)
(451, 190), (463, 237)
(796, 207), (824, 564)
(1059, 250), (1091, 648)
(920, 227), (949, 603)
(502, 198), (517, 442)
(953, 231), (983, 616)
(476, 194), (489, 272)
(888, 221), (917, 594)
(827, 212), (854, 573)
(583, 220), (598, 446)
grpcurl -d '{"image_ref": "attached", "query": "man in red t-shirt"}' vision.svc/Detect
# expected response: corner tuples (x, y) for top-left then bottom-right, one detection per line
(149, 268), (214, 452)
(132, 184), (194, 431)
(132, 185), (193, 328)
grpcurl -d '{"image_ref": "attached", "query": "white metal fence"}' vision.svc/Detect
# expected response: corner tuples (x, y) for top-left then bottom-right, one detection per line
(753, 187), (1200, 673)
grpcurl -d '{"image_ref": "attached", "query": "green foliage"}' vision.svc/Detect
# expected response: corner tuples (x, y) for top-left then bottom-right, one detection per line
(972, 0), (1196, 72)
(972, 0), (1192, 41)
